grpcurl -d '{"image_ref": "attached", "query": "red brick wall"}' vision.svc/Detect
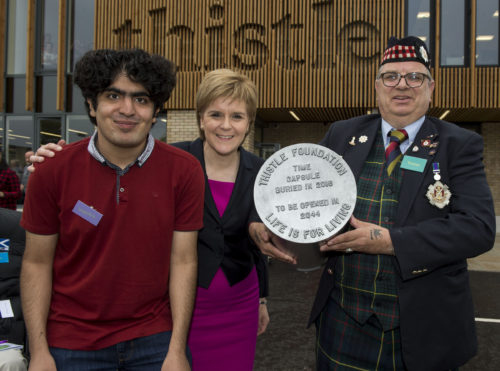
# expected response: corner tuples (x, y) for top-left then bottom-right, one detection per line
(167, 114), (498, 216)
(262, 121), (499, 216)
(260, 122), (330, 148)
(166, 110), (255, 153)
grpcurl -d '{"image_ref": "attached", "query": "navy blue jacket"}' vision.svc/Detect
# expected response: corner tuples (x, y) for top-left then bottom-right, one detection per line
(309, 115), (496, 371)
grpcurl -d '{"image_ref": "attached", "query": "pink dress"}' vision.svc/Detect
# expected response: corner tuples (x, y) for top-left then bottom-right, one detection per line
(188, 179), (259, 371)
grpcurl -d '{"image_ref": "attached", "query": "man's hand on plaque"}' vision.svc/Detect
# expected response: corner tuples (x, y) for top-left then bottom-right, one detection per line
(249, 222), (298, 264)
(319, 216), (395, 256)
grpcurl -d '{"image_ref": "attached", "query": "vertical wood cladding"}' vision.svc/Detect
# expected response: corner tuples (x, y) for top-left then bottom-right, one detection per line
(57, 0), (67, 111)
(76, 0), (500, 116)
(25, 0), (36, 111)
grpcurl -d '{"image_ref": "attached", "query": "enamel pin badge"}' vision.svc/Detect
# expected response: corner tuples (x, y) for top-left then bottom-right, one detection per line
(349, 135), (368, 146)
(426, 163), (451, 209)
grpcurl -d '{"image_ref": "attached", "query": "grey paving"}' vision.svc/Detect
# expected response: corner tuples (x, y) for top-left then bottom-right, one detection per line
(254, 262), (500, 370)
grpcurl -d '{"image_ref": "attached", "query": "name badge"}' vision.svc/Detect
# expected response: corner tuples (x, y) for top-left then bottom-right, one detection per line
(0, 300), (14, 318)
(72, 200), (103, 226)
(401, 156), (427, 173)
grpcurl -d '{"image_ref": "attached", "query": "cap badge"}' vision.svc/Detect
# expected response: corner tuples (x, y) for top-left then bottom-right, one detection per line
(420, 46), (429, 63)
(426, 181), (451, 209)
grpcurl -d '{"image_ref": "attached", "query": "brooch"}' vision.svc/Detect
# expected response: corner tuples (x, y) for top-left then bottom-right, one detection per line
(426, 181), (451, 209)
(359, 135), (368, 143)
(421, 139), (432, 147)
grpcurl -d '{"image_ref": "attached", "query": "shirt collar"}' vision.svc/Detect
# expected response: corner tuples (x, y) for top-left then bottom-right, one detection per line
(87, 131), (155, 168)
(381, 116), (425, 154)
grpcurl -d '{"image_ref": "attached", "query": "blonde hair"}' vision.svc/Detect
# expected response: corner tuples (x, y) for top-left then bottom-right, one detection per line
(195, 69), (258, 140)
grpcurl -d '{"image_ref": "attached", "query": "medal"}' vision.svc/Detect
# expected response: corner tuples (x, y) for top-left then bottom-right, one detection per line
(426, 181), (451, 209)
(427, 163), (451, 208)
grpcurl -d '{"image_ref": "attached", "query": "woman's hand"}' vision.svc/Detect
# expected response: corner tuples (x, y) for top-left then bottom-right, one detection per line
(257, 298), (270, 335)
(25, 140), (66, 173)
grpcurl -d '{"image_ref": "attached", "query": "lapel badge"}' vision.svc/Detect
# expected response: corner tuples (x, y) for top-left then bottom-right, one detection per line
(421, 139), (432, 147)
(429, 141), (439, 148)
(412, 145), (419, 152)
(426, 181), (451, 209)
(359, 135), (368, 143)
(349, 136), (356, 146)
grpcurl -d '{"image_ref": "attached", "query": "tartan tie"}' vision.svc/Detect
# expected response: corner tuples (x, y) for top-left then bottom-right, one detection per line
(385, 129), (408, 175)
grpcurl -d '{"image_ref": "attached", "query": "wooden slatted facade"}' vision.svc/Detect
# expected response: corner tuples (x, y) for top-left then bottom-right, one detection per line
(87, 0), (500, 123)
(0, 0), (499, 211)
(25, 0), (36, 112)
(0, 0), (498, 121)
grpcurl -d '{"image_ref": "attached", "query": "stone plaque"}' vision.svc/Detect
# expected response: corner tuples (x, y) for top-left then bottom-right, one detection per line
(254, 143), (357, 244)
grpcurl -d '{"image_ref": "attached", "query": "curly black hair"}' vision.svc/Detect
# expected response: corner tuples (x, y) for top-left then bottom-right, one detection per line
(73, 49), (176, 125)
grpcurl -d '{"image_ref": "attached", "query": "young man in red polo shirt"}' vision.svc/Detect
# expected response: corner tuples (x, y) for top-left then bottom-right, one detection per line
(20, 49), (205, 370)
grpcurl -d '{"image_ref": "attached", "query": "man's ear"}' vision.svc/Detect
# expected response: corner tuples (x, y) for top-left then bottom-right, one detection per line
(87, 98), (97, 117)
(152, 108), (160, 123)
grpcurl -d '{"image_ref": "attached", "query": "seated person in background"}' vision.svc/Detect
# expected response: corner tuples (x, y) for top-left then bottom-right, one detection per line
(0, 155), (22, 210)
(0, 207), (28, 371)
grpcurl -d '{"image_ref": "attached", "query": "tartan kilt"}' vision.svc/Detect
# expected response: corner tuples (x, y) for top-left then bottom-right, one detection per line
(315, 298), (405, 371)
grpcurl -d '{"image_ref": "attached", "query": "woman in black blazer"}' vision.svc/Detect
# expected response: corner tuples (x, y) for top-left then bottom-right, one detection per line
(175, 70), (268, 371)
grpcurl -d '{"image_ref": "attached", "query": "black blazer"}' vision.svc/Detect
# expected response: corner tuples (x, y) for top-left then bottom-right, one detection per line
(173, 139), (268, 297)
(309, 115), (496, 371)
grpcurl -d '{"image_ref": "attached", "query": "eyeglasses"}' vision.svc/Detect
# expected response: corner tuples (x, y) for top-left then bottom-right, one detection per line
(377, 72), (431, 88)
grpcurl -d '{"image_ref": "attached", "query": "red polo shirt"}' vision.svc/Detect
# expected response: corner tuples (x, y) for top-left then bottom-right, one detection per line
(21, 136), (204, 350)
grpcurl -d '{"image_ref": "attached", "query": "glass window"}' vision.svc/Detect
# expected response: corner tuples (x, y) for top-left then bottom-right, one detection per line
(407, 0), (431, 46)
(40, 0), (60, 71)
(0, 117), (4, 154)
(151, 115), (167, 142)
(441, 0), (467, 66)
(66, 115), (94, 143)
(5, 77), (30, 114)
(6, 116), (34, 166)
(6, 0), (28, 74)
(71, 79), (88, 114)
(68, 0), (94, 71)
(36, 76), (58, 113)
(39, 117), (62, 145)
(476, 0), (499, 65)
